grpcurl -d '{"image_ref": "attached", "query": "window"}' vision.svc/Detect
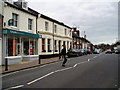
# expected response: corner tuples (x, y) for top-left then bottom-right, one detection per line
(7, 37), (21, 56)
(65, 29), (67, 35)
(45, 21), (48, 31)
(69, 30), (71, 36)
(42, 38), (46, 52)
(67, 41), (69, 50)
(54, 25), (57, 33)
(6, 36), (37, 56)
(63, 41), (65, 46)
(28, 18), (33, 30)
(12, 13), (18, 27)
(23, 38), (29, 55)
(54, 40), (57, 52)
(48, 39), (51, 52)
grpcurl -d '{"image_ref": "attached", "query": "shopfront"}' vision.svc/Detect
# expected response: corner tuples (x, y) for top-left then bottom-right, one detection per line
(3, 29), (42, 65)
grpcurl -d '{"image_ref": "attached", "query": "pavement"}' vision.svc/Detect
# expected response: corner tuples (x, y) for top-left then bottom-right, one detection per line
(1, 57), (60, 74)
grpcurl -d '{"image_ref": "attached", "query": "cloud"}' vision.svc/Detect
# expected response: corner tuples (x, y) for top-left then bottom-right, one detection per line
(28, 1), (118, 45)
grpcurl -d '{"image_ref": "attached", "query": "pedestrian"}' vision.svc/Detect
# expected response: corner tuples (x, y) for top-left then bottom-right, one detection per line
(61, 45), (67, 67)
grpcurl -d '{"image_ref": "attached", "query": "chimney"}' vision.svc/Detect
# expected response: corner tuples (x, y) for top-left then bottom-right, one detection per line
(84, 31), (86, 39)
(3, 0), (13, 4)
(14, 0), (28, 10)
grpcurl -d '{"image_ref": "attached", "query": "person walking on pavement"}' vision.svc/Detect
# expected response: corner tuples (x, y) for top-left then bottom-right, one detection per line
(61, 45), (67, 67)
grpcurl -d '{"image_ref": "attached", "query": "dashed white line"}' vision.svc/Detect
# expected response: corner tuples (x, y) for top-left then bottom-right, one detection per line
(55, 67), (73, 72)
(27, 72), (54, 85)
(93, 56), (97, 58)
(88, 59), (90, 62)
(2, 61), (60, 77)
(73, 64), (78, 67)
(5, 85), (24, 90)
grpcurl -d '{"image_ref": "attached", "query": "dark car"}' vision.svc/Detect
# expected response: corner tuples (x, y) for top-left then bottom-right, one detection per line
(86, 49), (92, 54)
(81, 49), (88, 55)
(67, 49), (82, 57)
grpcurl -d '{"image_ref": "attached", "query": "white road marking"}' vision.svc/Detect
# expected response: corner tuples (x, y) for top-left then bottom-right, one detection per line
(88, 59), (90, 62)
(27, 72), (54, 85)
(73, 64), (78, 67)
(4, 57), (95, 87)
(5, 85), (24, 90)
(54, 67), (73, 73)
(79, 61), (88, 64)
(2, 61), (61, 77)
(93, 56), (97, 58)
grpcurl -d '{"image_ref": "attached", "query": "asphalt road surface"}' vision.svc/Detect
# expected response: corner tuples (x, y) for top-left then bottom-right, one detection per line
(2, 53), (119, 89)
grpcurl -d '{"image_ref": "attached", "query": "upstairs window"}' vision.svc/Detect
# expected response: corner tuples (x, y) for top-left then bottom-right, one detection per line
(45, 21), (48, 31)
(12, 13), (18, 27)
(69, 30), (72, 36)
(28, 18), (33, 30)
(54, 25), (57, 33)
(65, 29), (67, 35)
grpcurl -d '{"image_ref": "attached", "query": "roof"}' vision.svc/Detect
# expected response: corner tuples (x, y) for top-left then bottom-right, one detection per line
(5, 2), (39, 16)
(40, 14), (72, 29)
(5, 2), (72, 29)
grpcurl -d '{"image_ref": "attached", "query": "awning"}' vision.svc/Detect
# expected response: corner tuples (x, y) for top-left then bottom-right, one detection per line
(3, 29), (42, 38)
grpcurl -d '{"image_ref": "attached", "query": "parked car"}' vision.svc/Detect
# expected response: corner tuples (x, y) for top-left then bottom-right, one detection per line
(86, 49), (92, 54)
(81, 49), (88, 55)
(93, 50), (99, 54)
(115, 48), (120, 54)
(67, 49), (82, 57)
(76, 49), (83, 56)
(105, 50), (113, 54)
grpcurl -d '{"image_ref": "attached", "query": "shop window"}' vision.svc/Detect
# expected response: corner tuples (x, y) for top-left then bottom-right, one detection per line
(23, 39), (29, 55)
(7, 37), (21, 56)
(34, 40), (38, 55)
(48, 39), (51, 52)
(42, 38), (46, 52)
(8, 37), (13, 56)
(29, 40), (34, 55)
(16, 38), (21, 55)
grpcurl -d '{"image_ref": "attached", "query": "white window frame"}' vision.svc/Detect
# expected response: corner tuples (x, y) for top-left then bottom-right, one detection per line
(28, 18), (33, 30)
(12, 13), (18, 27)
(45, 21), (49, 31)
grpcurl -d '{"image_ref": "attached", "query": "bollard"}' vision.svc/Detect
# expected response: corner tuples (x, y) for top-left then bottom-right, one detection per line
(38, 55), (41, 64)
(5, 58), (8, 71)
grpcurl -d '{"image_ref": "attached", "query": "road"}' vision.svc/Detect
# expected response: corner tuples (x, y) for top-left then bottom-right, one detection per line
(2, 53), (119, 89)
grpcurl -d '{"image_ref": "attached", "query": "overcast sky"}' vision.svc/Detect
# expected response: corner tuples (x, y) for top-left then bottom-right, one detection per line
(23, 0), (118, 45)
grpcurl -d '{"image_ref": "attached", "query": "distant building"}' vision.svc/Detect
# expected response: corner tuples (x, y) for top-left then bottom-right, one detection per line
(72, 27), (93, 50)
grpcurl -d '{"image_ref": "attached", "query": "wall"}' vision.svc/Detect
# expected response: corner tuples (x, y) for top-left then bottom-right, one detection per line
(4, 5), (37, 34)
(37, 17), (72, 55)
